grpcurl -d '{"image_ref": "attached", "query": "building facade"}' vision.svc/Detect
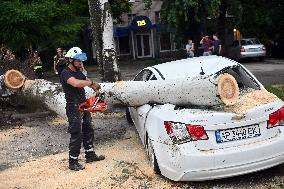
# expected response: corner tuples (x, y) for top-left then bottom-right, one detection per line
(113, 0), (184, 60)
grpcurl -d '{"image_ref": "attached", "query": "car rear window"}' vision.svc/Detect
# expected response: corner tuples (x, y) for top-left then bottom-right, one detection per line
(241, 39), (260, 45)
(224, 66), (260, 90)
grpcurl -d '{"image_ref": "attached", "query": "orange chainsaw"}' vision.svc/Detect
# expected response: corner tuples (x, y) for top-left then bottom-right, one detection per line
(79, 93), (107, 112)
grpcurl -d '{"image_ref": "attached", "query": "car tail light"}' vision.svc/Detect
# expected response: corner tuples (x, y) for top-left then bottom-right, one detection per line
(164, 121), (208, 144)
(262, 45), (266, 51)
(240, 46), (245, 52)
(186, 125), (208, 140)
(164, 121), (173, 135)
(267, 107), (284, 128)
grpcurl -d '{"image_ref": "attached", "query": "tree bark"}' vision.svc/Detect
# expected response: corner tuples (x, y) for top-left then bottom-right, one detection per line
(88, 0), (121, 82)
(88, 0), (104, 76)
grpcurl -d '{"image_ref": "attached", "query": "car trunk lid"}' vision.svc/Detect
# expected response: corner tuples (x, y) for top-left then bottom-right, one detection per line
(176, 100), (283, 151)
(243, 44), (264, 52)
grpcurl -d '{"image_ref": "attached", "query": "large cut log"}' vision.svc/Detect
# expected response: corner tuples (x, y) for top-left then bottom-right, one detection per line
(90, 73), (239, 106)
(0, 70), (25, 97)
(21, 72), (239, 118)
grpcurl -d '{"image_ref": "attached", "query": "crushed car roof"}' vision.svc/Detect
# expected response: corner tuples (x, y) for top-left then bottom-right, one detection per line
(151, 56), (239, 80)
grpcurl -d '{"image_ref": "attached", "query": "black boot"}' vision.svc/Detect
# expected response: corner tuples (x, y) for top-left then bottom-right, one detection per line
(69, 159), (85, 171)
(85, 151), (105, 163)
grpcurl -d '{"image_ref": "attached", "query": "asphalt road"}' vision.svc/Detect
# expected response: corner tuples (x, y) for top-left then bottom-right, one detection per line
(241, 59), (284, 86)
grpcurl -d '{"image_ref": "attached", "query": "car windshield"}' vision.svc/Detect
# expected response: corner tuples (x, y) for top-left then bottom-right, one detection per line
(241, 38), (260, 45)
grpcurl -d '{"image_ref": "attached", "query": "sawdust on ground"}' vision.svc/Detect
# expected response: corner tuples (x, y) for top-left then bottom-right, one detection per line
(0, 126), (32, 141)
(0, 129), (177, 189)
(49, 117), (68, 126)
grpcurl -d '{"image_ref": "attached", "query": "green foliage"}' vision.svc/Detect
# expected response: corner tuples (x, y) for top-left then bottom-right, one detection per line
(266, 85), (284, 100)
(238, 0), (284, 40)
(161, 0), (283, 46)
(161, 0), (220, 27)
(160, 0), (221, 48)
(109, 0), (131, 22)
(143, 0), (152, 10)
(0, 0), (131, 53)
(0, 0), (87, 53)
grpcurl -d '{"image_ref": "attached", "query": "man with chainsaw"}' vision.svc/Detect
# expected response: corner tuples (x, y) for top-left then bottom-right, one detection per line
(60, 47), (105, 171)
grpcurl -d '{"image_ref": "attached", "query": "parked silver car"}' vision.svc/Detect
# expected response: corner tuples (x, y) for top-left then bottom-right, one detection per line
(228, 38), (266, 61)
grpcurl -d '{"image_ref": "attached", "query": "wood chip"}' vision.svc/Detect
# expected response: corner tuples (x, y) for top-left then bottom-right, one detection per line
(225, 89), (278, 114)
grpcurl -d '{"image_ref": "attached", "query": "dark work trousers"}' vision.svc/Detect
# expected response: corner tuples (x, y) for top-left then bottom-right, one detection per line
(66, 103), (94, 160)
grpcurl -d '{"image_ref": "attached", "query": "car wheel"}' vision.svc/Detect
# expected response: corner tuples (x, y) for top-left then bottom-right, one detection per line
(125, 107), (133, 124)
(146, 133), (161, 174)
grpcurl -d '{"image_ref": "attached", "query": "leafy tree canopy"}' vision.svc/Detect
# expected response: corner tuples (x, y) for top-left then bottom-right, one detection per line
(0, 0), (131, 54)
(161, 0), (283, 43)
(109, 0), (131, 23)
(0, 0), (88, 53)
(161, 0), (221, 27)
(238, 0), (284, 40)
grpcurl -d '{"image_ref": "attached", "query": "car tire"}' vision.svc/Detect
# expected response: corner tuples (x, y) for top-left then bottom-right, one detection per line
(125, 107), (133, 124)
(146, 133), (161, 174)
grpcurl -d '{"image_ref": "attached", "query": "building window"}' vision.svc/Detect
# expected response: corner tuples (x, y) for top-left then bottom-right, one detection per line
(160, 33), (171, 51)
(118, 36), (130, 55)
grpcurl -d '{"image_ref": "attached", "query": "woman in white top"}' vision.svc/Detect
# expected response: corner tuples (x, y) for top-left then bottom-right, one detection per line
(186, 39), (194, 58)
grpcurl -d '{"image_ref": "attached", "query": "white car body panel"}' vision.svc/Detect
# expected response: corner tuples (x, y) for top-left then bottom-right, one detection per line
(128, 56), (284, 181)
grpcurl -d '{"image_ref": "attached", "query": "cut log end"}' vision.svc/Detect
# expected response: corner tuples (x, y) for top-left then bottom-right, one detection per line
(217, 73), (239, 105)
(4, 70), (26, 91)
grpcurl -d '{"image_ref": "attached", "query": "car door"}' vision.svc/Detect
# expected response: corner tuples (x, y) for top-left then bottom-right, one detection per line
(129, 69), (159, 145)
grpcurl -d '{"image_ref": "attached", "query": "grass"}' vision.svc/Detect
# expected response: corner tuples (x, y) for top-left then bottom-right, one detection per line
(266, 84), (284, 100)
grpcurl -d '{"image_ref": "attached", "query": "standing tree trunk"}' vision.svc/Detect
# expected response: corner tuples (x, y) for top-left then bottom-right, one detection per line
(217, 0), (227, 55)
(88, 0), (121, 82)
(88, 0), (104, 77)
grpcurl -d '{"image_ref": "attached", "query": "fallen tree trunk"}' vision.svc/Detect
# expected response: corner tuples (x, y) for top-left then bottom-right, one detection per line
(92, 73), (239, 106)
(21, 73), (239, 118)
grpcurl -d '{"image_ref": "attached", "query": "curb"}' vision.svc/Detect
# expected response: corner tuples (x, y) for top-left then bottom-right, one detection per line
(265, 59), (284, 64)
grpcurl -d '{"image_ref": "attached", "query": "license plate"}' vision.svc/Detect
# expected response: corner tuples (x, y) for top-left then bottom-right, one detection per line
(215, 124), (261, 143)
(248, 48), (259, 52)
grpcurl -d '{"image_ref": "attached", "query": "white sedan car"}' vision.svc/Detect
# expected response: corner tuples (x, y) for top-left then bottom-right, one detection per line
(126, 56), (284, 181)
(228, 38), (266, 61)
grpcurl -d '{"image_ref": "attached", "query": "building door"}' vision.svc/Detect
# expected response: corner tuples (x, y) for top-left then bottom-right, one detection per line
(136, 34), (152, 58)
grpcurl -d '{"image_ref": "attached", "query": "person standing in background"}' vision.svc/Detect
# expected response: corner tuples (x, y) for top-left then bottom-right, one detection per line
(186, 38), (195, 58)
(200, 35), (213, 56)
(212, 33), (222, 56)
(54, 47), (66, 75)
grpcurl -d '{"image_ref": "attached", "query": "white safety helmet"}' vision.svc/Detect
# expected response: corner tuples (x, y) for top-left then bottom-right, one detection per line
(65, 47), (87, 61)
